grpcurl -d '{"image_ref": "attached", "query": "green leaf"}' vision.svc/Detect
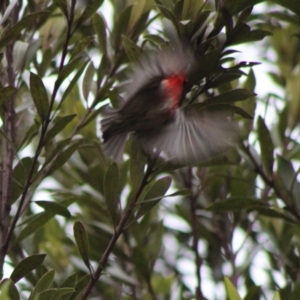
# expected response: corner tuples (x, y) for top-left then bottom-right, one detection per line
(206, 197), (268, 212)
(224, 277), (242, 300)
(0, 12), (50, 50)
(14, 212), (54, 244)
(75, 0), (104, 29)
(93, 13), (107, 55)
(132, 247), (151, 281)
(82, 61), (95, 101)
(113, 5), (132, 48)
(257, 116), (274, 176)
(137, 177), (172, 219)
(34, 201), (71, 218)
(56, 57), (86, 90)
(54, 0), (68, 17)
(272, 291), (281, 300)
(10, 254), (46, 284)
(30, 72), (49, 122)
(44, 114), (76, 145)
(30, 270), (55, 300)
(269, 0), (300, 16)
(47, 140), (83, 175)
(73, 221), (91, 272)
(0, 86), (16, 106)
(130, 139), (146, 196)
(69, 274), (91, 299)
(207, 89), (256, 104)
(103, 163), (120, 226)
(0, 279), (19, 300)
(49, 288), (75, 299)
(122, 35), (142, 62)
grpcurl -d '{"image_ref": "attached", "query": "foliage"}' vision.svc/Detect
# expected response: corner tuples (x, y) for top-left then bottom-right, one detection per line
(0, 0), (300, 299)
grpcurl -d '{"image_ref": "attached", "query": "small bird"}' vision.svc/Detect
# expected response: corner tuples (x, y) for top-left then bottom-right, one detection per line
(101, 49), (235, 164)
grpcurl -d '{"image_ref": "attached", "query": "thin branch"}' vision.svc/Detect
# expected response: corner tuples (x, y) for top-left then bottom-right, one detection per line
(2, 0), (77, 256)
(186, 168), (204, 300)
(80, 159), (156, 299)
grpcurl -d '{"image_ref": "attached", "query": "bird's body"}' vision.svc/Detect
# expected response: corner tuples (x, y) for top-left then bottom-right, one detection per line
(101, 50), (235, 163)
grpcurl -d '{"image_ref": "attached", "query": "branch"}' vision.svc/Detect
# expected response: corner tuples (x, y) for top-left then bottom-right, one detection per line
(80, 159), (156, 299)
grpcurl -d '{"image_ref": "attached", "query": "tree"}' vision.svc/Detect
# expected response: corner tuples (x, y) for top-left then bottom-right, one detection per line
(0, 0), (300, 299)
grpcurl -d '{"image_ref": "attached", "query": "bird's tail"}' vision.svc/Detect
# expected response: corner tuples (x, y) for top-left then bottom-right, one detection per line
(100, 107), (128, 161)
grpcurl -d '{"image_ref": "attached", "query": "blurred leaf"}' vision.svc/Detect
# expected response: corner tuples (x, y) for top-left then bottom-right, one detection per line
(34, 201), (71, 218)
(122, 35), (142, 62)
(269, 0), (300, 16)
(136, 177), (172, 219)
(30, 270), (55, 300)
(224, 277), (242, 300)
(44, 114), (76, 145)
(132, 247), (151, 281)
(272, 291), (281, 300)
(114, 5), (132, 48)
(14, 212), (54, 244)
(54, 0), (68, 17)
(224, 0), (262, 15)
(69, 274), (91, 299)
(206, 197), (267, 212)
(73, 221), (91, 272)
(207, 89), (256, 104)
(47, 140), (83, 175)
(10, 254), (46, 284)
(0, 12), (50, 50)
(75, 0), (104, 28)
(103, 163), (120, 226)
(82, 62), (95, 101)
(0, 279), (19, 300)
(257, 116), (274, 176)
(30, 72), (49, 122)
(93, 13), (107, 55)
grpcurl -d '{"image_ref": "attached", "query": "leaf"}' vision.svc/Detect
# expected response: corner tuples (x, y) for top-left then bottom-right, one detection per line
(56, 57), (87, 90)
(93, 13), (107, 55)
(0, 279), (19, 300)
(206, 198), (268, 212)
(34, 201), (71, 218)
(103, 163), (120, 226)
(0, 86), (17, 106)
(207, 89), (256, 104)
(269, 0), (300, 16)
(257, 116), (274, 176)
(224, 277), (242, 300)
(30, 72), (49, 122)
(44, 114), (76, 145)
(73, 221), (91, 272)
(272, 291), (281, 300)
(75, 0), (104, 29)
(0, 12), (50, 50)
(10, 254), (46, 283)
(47, 140), (83, 175)
(137, 177), (172, 219)
(30, 270), (55, 300)
(68, 274), (91, 299)
(54, 0), (68, 17)
(82, 61), (95, 101)
(130, 139), (146, 196)
(122, 35), (142, 62)
(49, 288), (75, 299)
(14, 212), (54, 244)
(113, 5), (132, 48)
(132, 247), (151, 281)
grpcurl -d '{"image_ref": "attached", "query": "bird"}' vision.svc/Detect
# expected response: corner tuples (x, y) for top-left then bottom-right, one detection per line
(100, 49), (236, 164)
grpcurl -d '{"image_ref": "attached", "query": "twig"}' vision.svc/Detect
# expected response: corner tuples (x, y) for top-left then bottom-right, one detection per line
(186, 168), (204, 300)
(80, 159), (156, 299)
(2, 0), (77, 259)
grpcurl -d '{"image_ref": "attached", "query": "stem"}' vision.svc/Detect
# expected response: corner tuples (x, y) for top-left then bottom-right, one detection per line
(80, 160), (155, 299)
(186, 168), (204, 300)
(2, 0), (77, 258)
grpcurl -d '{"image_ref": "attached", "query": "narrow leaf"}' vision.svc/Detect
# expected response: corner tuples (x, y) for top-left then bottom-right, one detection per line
(44, 114), (76, 145)
(30, 72), (49, 122)
(30, 270), (55, 300)
(103, 163), (120, 226)
(224, 277), (242, 300)
(73, 221), (91, 272)
(35, 201), (71, 218)
(207, 89), (256, 104)
(10, 254), (46, 283)
(257, 116), (274, 176)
